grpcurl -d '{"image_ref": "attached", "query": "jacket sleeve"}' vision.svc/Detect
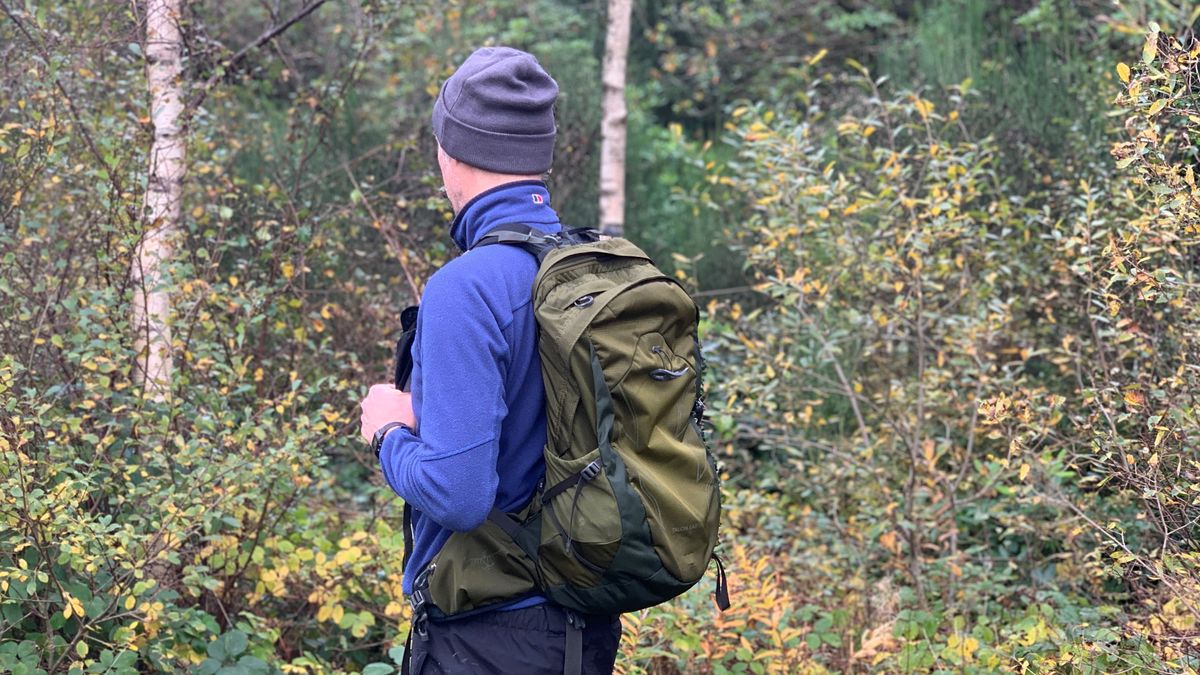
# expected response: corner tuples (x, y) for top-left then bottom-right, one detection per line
(378, 268), (509, 532)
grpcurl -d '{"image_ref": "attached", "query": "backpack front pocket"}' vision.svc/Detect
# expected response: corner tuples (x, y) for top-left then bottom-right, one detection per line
(538, 447), (621, 588)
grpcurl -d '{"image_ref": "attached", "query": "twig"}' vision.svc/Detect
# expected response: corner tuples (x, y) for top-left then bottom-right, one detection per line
(188, 0), (330, 110)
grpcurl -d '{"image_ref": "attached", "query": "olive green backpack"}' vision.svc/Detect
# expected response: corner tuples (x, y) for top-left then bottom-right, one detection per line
(404, 225), (728, 635)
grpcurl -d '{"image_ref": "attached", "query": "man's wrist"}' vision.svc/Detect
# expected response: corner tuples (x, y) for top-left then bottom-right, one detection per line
(372, 421), (411, 459)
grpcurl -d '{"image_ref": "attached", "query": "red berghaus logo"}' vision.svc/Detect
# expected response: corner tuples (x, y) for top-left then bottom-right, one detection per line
(531, 193), (544, 204)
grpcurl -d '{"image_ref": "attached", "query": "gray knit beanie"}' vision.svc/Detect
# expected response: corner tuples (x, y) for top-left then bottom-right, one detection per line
(432, 47), (559, 174)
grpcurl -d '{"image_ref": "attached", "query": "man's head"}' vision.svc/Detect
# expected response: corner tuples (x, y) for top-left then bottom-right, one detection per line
(432, 47), (558, 213)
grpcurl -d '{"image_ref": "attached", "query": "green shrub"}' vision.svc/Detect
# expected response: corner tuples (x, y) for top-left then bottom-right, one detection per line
(694, 44), (1199, 671)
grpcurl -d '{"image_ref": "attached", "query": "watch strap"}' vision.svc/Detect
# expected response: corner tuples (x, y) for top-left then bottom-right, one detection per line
(373, 421), (409, 458)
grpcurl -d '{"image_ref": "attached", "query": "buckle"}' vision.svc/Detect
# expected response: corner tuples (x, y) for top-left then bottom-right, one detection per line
(408, 564), (435, 613)
(408, 586), (429, 613)
(565, 608), (587, 630)
(408, 563), (436, 640)
(580, 460), (602, 482)
(413, 609), (429, 639)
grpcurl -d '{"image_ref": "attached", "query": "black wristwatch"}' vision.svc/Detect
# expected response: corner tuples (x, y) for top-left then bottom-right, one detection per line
(372, 421), (410, 459)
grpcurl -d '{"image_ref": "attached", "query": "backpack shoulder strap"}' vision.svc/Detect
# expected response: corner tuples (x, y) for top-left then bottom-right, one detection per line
(474, 224), (600, 262)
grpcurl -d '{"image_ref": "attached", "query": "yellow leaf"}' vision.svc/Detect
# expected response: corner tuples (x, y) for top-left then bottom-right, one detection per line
(125, 595), (135, 610)
(880, 531), (900, 555)
(281, 262), (295, 278)
(1019, 463), (1031, 481)
(1148, 99), (1167, 116)
(1117, 62), (1131, 83)
(228, 275), (239, 288)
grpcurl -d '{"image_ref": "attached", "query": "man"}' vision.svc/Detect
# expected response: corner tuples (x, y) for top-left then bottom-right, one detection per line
(358, 47), (623, 674)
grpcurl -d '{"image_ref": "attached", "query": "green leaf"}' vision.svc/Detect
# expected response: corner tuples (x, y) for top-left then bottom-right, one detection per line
(205, 639), (226, 662)
(224, 631), (248, 657)
(387, 645), (406, 664)
(236, 655), (268, 673)
(362, 665), (394, 675)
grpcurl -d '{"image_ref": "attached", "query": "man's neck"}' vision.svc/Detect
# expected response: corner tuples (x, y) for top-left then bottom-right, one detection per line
(453, 173), (542, 214)
(448, 180), (557, 252)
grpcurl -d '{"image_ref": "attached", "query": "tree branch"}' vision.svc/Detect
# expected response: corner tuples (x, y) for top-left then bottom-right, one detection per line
(188, 0), (330, 110)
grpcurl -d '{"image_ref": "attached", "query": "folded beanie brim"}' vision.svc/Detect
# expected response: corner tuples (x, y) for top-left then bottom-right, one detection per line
(434, 96), (555, 174)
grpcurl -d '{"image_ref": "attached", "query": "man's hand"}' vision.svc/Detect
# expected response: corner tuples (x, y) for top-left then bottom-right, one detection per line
(359, 383), (416, 443)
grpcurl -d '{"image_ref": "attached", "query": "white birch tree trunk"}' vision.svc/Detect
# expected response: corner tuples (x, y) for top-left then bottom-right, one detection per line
(133, 0), (186, 399)
(599, 0), (632, 237)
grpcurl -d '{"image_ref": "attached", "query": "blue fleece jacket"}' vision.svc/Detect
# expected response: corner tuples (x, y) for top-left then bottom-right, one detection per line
(378, 180), (561, 606)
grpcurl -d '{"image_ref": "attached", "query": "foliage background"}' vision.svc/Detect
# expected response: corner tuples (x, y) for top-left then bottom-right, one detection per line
(2, 0), (1199, 673)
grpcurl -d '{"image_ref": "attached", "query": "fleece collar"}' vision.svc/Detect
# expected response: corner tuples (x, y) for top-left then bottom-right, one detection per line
(450, 180), (560, 251)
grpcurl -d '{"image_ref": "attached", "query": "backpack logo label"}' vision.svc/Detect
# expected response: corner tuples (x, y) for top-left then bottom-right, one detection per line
(531, 193), (544, 204)
(465, 552), (500, 571)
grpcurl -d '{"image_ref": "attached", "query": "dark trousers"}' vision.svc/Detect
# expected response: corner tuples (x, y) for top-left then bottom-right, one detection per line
(408, 604), (622, 674)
